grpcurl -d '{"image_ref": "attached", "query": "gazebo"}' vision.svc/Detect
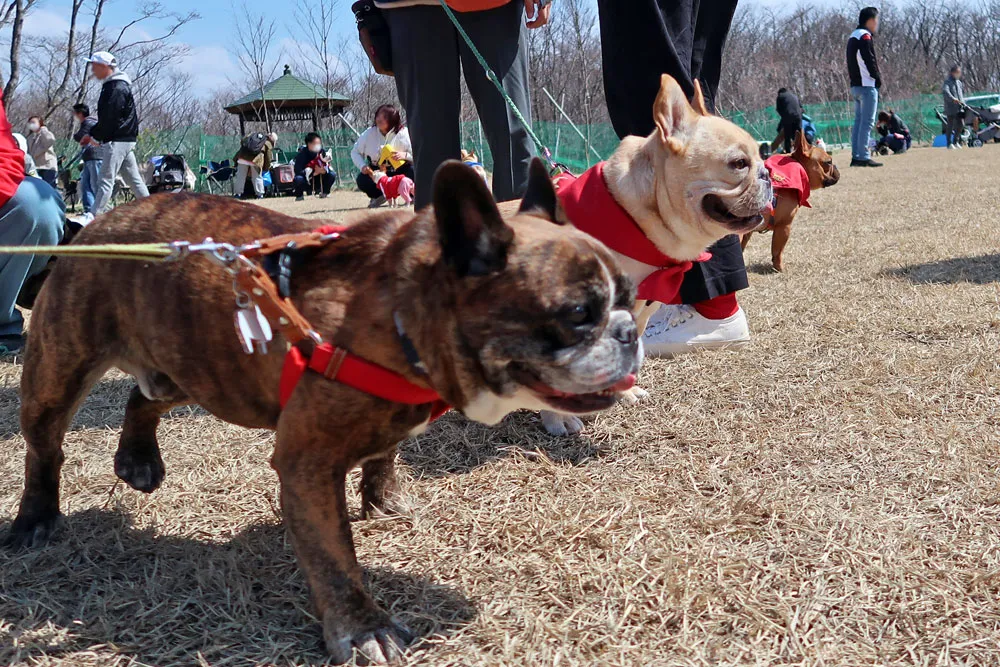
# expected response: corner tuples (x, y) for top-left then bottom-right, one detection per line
(224, 65), (351, 136)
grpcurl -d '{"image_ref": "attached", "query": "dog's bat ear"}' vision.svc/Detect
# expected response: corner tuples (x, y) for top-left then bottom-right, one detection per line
(792, 130), (809, 157)
(692, 79), (710, 116)
(433, 160), (514, 278)
(653, 74), (694, 154)
(518, 158), (561, 224)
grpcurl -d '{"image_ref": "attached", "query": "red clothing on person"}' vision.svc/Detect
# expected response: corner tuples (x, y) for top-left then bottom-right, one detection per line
(765, 154), (811, 208)
(555, 162), (710, 305)
(447, 0), (510, 10)
(0, 91), (26, 209)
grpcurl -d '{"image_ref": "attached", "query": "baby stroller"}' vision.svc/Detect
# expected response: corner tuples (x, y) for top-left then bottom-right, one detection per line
(146, 154), (193, 193)
(964, 104), (1000, 147)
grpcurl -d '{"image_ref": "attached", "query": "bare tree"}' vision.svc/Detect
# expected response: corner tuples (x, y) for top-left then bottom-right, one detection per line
(3, 0), (41, 102)
(291, 1), (351, 131)
(233, 2), (281, 131)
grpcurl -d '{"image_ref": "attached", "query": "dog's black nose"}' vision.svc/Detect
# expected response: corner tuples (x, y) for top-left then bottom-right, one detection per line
(612, 319), (638, 346)
(758, 166), (770, 182)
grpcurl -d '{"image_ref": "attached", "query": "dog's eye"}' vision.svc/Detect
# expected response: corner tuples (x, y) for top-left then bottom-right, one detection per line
(566, 304), (595, 326)
(729, 158), (750, 171)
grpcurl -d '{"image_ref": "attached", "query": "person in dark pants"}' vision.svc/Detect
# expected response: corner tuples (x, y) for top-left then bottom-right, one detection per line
(293, 133), (337, 201)
(382, 0), (550, 209)
(875, 110), (911, 153)
(773, 88), (804, 154)
(351, 104), (414, 208)
(597, 0), (751, 357)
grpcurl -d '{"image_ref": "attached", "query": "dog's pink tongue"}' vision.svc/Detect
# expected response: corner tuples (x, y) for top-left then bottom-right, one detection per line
(609, 374), (636, 392)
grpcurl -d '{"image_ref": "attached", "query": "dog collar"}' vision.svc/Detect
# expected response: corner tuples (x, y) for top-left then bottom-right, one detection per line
(555, 163), (709, 304)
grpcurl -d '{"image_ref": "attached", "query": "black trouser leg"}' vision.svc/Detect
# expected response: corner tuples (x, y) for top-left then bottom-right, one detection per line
(597, 0), (747, 304)
(357, 172), (381, 199)
(781, 116), (802, 153)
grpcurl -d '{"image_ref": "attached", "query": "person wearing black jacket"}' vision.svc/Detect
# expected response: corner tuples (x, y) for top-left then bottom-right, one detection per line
(596, 0), (752, 357)
(773, 88), (804, 154)
(846, 7), (883, 167)
(875, 110), (911, 154)
(292, 133), (337, 201)
(83, 51), (148, 223)
(71, 103), (101, 217)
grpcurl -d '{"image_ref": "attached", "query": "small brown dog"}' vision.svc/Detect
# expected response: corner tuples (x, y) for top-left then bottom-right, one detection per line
(460, 149), (489, 184)
(741, 131), (840, 272)
(8, 159), (642, 663)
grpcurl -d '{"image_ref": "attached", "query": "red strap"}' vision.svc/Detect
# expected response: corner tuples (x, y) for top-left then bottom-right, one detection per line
(280, 343), (451, 419)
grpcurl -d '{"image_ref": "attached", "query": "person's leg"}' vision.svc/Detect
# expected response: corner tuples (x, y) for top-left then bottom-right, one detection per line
(293, 175), (309, 199)
(851, 87), (865, 160)
(116, 143), (150, 199)
(458, 0), (534, 202)
(690, 0), (738, 113)
(858, 88), (878, 159)
(781, 117), (801, 153)
(356, 172), (381, 199)
(0, 178), (65, 346)
(394, 163), (415, 181)
(79, 161), (94, 213)
(36, 169), (57, 189)
(92, 143), (124, 215)
(320, 173), (335, 195)
(234, 163), (250, 197)
(955, 114), (966, 145)
(386, 6), (461, 210)
(251, 166), (264, 197)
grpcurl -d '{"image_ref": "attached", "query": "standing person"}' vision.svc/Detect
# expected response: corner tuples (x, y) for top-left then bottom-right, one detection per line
(875, 110), (911, 153)
(0, 90), (64, 357)
(234, 131), (277, 199)
(293, 133), (337, 201)
(25, 116), (57, 188)
(596, 0), (752, 357)
(380, 0), (552, 209)
(71, 103), (102, 218)
(942, 65), (966, 150)
(84, 51), (149, 222)
(846, 7), (883, 168)
(351, 104), (413, 208)
(772, 88), (804, 154)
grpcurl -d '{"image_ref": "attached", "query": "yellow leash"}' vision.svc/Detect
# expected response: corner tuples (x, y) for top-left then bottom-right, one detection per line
(0, 243), (176, 262)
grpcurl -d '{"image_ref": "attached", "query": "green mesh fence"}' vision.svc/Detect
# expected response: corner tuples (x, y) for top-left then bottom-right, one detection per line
(51, 93), (954, 193)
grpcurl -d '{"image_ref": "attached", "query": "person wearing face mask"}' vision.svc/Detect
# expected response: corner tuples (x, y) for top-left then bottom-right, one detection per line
(351, 104), (413, 208)
(25, 116), (57, 188)
(83, 51), (149, 224)
(293, 132), (337, 202)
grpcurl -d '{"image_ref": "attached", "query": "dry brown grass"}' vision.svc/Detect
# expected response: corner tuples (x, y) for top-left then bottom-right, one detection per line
(3, 146), (1000, 666)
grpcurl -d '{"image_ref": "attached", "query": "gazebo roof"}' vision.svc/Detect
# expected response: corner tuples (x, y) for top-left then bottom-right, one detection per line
(224, 65), (351, 116)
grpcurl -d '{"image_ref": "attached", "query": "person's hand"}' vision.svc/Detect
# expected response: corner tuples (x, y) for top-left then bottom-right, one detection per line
(361, 166), (373, 176)
(391, 151), (406, 162)
(524, 0), (551, 28)
(893, 133), (904, 140)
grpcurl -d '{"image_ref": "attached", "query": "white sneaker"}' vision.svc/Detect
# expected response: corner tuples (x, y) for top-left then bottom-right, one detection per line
(642, 304), (751, 357)
(947, 144), (957, 150)
(70, 212), (95, 226)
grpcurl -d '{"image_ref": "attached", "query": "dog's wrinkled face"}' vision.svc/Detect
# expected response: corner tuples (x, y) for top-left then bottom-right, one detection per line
(790, 131), (840, 189)
(646, 75), (774, 245)
(431, 159), (641, 425)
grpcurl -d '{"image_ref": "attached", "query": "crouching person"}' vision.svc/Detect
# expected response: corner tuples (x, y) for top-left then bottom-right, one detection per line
(875, 110), (911, 154)
(293, 133), (337, 201)
(0, 90), (64, 357)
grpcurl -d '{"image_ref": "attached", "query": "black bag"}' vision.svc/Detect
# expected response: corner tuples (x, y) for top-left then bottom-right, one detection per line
(242, 132), (267, 154)
(351, 1), (393, 76)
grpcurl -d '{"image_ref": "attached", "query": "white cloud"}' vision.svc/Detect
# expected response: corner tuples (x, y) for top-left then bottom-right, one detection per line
(22, 8), (71, 39)
(175, 44), (241, 97)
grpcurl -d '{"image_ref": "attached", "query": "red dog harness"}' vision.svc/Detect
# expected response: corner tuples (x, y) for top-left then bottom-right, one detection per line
(239, 224), (450, 420)
(554, 163), (709, 305)
(765, 154), (811, 208)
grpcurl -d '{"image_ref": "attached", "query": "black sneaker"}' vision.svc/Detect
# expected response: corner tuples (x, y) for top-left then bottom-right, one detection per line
(850, 158), (883, 167)
(0, 334), (25, 358)
(295, 195), (305, 202)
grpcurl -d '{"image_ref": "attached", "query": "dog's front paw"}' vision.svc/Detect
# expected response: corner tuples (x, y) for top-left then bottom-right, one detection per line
(4, 511), (64, 550)
(540, 410), (584, 436)
(114, 444), (166, 493)
(324, 609), (412, 665)
(620, 386), (649, 406)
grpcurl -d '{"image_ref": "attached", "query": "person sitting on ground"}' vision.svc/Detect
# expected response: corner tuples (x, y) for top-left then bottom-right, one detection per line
(293, 132), (336, 202)
(0, 90), (65, 357)
(234, 131), (277, 199)
(25, 116), (57, 188)
(351, 104), (413, 209)
(72, 103), (101, 217)
(771, 88), (804, 154)
(875, 110), (911, 154)
(943, 64), (966, 150)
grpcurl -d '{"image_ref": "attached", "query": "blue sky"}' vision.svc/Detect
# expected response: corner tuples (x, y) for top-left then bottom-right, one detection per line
(22, 0), (842, 98)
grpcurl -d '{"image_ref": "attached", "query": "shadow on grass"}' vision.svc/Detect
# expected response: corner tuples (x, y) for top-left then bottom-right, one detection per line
(883, 254), (1000, 285)
(746, 261), (779, 276)
(0, 509), (475, 666)
(400, 410), (602, 478)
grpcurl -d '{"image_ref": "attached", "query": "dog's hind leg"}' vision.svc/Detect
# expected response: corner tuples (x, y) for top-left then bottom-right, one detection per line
(740, 231), (752, 250)
(115, 380), (189, 493)
(8, 345), (110, 549)
(771, 224), (792, 273)
(359, 452), (408, 519)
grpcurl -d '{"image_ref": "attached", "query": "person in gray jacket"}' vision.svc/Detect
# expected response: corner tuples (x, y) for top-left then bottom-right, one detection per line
(943, 65), (966, 149)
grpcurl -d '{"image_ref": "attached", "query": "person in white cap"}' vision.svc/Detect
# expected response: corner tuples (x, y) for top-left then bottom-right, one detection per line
(79, 51), (148, 224)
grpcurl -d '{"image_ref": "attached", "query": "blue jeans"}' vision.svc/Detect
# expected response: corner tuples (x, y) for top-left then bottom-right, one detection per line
(0, 178), (65, 336)
(79, 159), (102, 213)
(851, 86), (879, 161)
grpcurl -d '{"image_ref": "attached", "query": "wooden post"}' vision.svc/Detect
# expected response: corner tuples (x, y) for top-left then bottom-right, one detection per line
(239, 114), (245, 138)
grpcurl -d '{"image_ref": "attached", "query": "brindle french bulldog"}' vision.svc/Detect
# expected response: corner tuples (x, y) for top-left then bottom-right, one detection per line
(6, 159), (641, 664)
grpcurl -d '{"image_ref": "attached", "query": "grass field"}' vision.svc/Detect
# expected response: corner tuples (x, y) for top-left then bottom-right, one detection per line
(2, 145), (1000, 666)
